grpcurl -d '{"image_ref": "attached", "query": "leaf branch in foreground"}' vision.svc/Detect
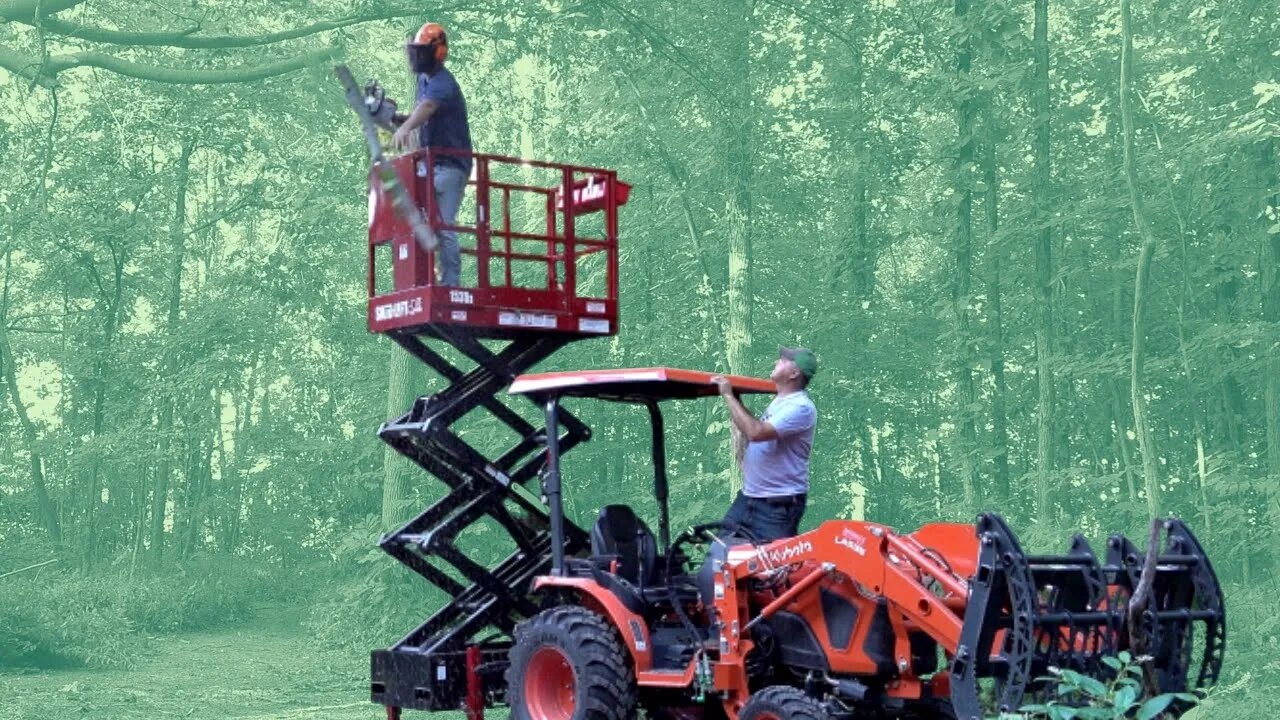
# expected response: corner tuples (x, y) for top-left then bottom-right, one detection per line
(0, 44), (339, 86)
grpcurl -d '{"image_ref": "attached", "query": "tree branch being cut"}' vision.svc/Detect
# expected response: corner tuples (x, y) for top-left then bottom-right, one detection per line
(36, 8), (435, 49)
(0, 0), (86, 23)
(0, 43), (339, 87)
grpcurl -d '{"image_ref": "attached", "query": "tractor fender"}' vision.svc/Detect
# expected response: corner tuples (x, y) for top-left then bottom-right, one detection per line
(532, 576), (654, 672)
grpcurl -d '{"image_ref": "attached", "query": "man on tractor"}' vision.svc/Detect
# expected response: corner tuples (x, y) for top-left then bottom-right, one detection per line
(392, 21), (473, 287)
(711, 346), (818, 543)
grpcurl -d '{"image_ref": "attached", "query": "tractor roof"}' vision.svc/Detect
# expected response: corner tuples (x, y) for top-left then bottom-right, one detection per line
(508, 367), (775, 402)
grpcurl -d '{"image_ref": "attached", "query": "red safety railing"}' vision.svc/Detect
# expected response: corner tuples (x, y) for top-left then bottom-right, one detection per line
(367, 148), (630, 318)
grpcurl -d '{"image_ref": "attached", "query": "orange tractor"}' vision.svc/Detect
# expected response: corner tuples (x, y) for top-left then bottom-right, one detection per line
(497, 369), (1225, 720)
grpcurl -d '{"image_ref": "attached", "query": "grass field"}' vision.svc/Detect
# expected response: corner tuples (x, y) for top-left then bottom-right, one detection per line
(3, 595), (1276, 720)
(0, 608), (427, 720)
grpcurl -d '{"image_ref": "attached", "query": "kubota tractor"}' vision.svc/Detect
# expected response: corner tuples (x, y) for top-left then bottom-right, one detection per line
(499, 369), (1225, 720)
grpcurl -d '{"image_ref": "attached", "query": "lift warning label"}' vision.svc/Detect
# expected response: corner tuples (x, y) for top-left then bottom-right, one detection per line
(498, 311), (557, 329)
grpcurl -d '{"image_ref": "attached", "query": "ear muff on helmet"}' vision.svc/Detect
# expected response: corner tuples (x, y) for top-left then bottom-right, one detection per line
(411, 23), (448, 62)
(406, 43), (441, 74)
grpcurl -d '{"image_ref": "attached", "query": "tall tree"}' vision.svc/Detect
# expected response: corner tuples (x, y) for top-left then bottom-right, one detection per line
(1119, 0), (1161, 519)
(0, 321), (61, 544)
(953, 0), (978, 509)
(724, 0), (755, 381)
(983, 105), (1011, 500)
(381, 347), (421, 530)
(1031, 0), (1056, 518)
(722, 0), (756, 496)
(150, 138), (196, 563)
(1262, 138), (1280, 484)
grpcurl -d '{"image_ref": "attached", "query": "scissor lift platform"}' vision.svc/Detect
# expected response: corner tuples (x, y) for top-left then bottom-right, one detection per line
(367, 149), (630, 339)
(363, 146), (632, 719)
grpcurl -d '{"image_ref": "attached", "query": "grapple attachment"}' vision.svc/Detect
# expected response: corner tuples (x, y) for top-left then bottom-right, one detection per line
(948, 514), (1225, 720)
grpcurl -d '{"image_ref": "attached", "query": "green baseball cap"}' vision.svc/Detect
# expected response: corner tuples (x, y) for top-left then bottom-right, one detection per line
(779, 346), (818, 380)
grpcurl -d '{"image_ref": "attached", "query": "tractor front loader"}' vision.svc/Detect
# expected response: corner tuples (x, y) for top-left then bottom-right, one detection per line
(518, 509), (1224, 720)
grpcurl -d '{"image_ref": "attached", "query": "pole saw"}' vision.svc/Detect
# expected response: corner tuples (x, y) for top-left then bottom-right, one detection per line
(334, 64), (437, 252)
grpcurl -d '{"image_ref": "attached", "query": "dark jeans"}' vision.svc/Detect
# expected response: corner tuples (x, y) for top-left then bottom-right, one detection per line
(431, 163), (468, 286)
(721, 491), (807, 544)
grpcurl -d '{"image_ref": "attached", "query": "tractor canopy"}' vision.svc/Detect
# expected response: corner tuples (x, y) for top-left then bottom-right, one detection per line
(508, 367), (775, 402)
(507, 367), (774, 576)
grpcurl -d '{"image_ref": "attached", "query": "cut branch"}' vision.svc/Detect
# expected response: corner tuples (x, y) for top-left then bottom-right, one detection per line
(1127, 518), (1164, 699)
(0, 558), (58, 579)
(0, 44), (338, 86)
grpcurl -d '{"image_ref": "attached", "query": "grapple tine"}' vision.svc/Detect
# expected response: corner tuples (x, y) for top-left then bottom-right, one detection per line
(948, 515), (1225, 720)
(948, 513), (1036, 720)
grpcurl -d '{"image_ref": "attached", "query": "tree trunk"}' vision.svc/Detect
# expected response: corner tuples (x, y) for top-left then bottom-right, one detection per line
(1260, 138), (1280, 483)
(0, 324), (62, 543)
(230, 377), (261, 549)
(1119, 0), (1161, 519)
(724, 0), (756, 494)
(953, 0), (978, 511)
(382, 344), (422, 530)
(984, 104), (1011, 500)
(1171, 182), (1212, 532)
(845, 13), (874, 302)
(149, 138), (196, 564)
(1212, 264), (1246, 451)
(216, 386), (241, 552)
(1111, 379), (1139, 502)
(180, 412), (213, 559)
(1032, 0), (1056, 519)
(83, 239), (126, 567)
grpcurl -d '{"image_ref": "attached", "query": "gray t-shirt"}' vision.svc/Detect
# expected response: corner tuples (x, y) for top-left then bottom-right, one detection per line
(742, 391), (816, 497)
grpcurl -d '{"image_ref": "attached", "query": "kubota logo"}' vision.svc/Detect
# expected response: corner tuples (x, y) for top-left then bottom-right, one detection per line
(768, 539), (813, 564)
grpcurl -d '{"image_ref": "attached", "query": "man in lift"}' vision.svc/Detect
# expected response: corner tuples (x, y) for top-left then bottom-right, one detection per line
(711, 346), (819, 543)
(392, 22), (473, 287)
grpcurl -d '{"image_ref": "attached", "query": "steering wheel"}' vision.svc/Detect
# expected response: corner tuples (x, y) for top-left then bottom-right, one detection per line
(662, 521), (766, 600)
(670, 521), (761, 557)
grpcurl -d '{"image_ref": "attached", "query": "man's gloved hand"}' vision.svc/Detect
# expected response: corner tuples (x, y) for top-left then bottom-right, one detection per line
(710, 374), (734, 397)
(391, 125), (415, 151)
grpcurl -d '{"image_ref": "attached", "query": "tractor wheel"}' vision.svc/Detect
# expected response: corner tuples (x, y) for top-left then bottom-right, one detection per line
(506, 606), (637, 720)
(739, 687), (828, 720)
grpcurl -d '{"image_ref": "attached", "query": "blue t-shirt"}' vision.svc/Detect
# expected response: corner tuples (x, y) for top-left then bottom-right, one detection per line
(416, 67), (473, 172)
(742, 391), (817, 497)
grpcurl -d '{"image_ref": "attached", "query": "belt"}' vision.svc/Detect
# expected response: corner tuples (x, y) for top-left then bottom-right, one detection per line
(749, 493), (807, 507)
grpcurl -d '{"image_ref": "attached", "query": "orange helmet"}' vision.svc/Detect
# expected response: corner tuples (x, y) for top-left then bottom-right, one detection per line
(410, 22), (448, 63)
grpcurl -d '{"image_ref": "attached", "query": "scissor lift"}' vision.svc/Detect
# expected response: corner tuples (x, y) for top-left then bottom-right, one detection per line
(365, 148), (631, 719)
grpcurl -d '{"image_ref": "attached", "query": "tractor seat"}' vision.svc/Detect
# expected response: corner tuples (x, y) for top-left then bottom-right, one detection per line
(590, 504), (658, 589)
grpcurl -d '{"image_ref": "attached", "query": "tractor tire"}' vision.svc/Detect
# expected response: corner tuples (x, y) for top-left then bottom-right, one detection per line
(506, 606), (637, 720)
(739, 687), (828, 720)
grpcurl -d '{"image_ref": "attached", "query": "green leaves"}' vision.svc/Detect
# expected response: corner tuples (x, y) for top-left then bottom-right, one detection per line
(1016, 653), (1202, 720)
(1253, 82), (1280, 109)
(1135, 695), (1174, 720)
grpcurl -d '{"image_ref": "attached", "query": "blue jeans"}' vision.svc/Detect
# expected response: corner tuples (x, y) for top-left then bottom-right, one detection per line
(432, 164), (468, 286)
(721, 491), (807, 544)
